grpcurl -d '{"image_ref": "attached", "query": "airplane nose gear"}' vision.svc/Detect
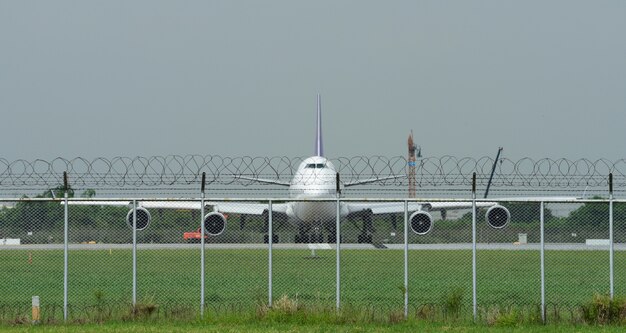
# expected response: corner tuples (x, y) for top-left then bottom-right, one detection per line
(310, 227), (324, 243)
(240, 214), (246, 230)
(357, 209), (374, 243)
(262, 210), (280, 244)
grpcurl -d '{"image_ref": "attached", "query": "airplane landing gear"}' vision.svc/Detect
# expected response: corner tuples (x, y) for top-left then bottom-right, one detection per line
(327, 234), (343, 243)
(357, 234), (373, 243)
(295, 233), (325, 243)
(357, 209), (374, 243)
(310, 233), (324, 243)
(295, 233), (309, 243)
(264, 234), (279, 243)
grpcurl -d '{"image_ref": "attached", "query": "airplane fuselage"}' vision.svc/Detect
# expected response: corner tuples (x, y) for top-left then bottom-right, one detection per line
(286, 156), (346, 231)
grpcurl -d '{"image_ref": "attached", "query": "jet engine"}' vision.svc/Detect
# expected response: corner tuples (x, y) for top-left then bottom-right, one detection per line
(126, 207), (151, 231)
(409, 211), (433, 235)
(204, 212), (227, 236)
(485, 205), (510, 229)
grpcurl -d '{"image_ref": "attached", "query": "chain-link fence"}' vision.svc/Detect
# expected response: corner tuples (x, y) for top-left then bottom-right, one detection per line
(1, 195), (624, 324)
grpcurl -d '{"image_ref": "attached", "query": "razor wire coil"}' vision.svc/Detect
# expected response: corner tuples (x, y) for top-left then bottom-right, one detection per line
(0, 155), (624, 188)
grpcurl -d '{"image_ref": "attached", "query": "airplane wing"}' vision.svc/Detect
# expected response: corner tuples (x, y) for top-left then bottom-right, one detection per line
(344, 195), (582, 216)
(64, 200), (289, 214)
(208, 201), (288, 215)
(345, 201), (496, 215)
(343, 175), (405, 187)
(63, 200), (134, 207)
(482, 196), (579, 202)
(343, 200), (511, 237)
(236, 176), (291, 187)
(66, 199), (492, 215)
(65, 200), (204, 209)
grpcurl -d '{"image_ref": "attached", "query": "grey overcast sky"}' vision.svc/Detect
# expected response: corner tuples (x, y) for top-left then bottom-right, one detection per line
(1, 1), (625, 161)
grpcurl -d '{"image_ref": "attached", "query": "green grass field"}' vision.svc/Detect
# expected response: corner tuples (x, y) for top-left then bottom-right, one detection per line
(3, 321), (626, 333)
(1, 248), (624, 323)
(3, 320), (626, 333)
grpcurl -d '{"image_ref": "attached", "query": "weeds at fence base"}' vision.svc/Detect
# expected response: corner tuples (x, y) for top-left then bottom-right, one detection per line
(442, 287), (464, 320)
(7, 315), (29, 325)
(127, 299), (158, 321)
(256, 295), (302, 322)
(479, 304), (544, 327)
(3, 294), (626, 326)
(580, 293), (626, 325)
(485, 307), (521, 327)
(386, 310), (404, 324)
(254, 295), (407, 325)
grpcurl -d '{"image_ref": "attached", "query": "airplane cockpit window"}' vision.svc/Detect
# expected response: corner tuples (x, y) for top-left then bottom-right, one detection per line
(305, 163), (326, 169)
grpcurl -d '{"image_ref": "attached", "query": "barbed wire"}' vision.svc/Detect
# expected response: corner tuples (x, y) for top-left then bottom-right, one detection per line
(0, 155), (624, 189)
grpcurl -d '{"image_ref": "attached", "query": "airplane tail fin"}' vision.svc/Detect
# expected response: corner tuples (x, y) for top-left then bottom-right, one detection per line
(315, 94), (324, 157)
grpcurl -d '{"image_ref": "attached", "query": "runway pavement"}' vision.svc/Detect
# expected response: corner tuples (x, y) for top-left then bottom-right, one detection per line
(2, 242), (626, 251)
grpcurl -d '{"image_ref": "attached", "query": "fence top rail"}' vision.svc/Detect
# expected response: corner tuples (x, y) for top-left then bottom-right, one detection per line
(0, 197), (623, 204)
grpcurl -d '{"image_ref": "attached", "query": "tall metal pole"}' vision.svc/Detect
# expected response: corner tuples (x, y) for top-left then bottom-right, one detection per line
(539, 201), (546, 324)
(132, 200), (137, 307)
(268, 200), (273, 307)
(200, 172), (206, 316)
(63, 172), (69, 322)
(403, 200), (409, 319)
(484, 147), (502, 199)
(609, 173), (614, 299)
(471, 173), (477, 322)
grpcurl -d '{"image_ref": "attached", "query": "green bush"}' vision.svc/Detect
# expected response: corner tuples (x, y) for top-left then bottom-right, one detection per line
(442, 287), (464, 319)
(580, 293), (626, 325)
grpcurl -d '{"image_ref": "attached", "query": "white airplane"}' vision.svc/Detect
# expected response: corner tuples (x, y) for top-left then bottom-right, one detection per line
(70, 95), (510, 243)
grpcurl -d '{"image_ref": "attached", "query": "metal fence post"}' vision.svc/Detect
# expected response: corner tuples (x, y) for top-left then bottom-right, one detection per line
(539, 201), (546, 324)
(132, 200), (137, 307)
(609, 173), (614, 299)
(472, 173), (477, 322)
(63, 191), (69, 322)
(268, 200), (273, 307)
(403, 200), (409, 320)
(336, 173), (341, 311)
(336, 197), (341, 310)
(200, 191), (206, 316)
